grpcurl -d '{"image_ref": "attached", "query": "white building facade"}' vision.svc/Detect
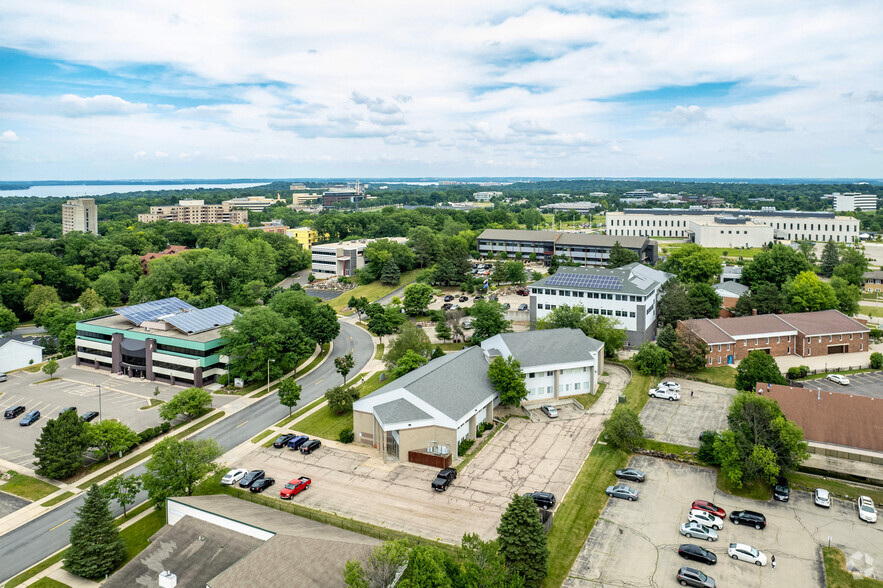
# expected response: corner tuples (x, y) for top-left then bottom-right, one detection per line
(0, 339), (43, 373)
(686, 217), (775, 248)
(831, 193), (877, 212)
(61, 198), (98, 235)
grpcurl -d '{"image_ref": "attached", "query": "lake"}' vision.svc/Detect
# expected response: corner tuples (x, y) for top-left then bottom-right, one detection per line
(0, 182), (269, 198)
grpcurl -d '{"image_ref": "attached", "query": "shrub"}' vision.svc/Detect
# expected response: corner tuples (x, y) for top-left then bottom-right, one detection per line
(138, 422), (172, 444)
(458, 438), (475, 455)
(338, 428), (355, 444)
(325, 385), (360, 415)
(871, 352), (883, 369)
(217, 374), (228, 386)
(786, 365), (810, 380)
(697, 431), (720, 465)
(870, 328), (883, 343)
(477, 422), (494, 437)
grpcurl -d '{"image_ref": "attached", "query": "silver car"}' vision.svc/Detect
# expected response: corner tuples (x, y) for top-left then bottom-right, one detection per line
(814, 488), (831, 508)
(541, 405), (558, 418)
(606, 484), (639, 501)
(680, 521), (718, 542)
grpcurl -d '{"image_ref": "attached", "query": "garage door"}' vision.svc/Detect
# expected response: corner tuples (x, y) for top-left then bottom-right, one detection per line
(827, 345), (847, 354)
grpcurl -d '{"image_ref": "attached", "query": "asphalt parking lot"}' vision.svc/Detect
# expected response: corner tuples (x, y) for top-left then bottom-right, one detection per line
(801, 372), (883, 399)
(640, 379), (736, 448)
(0, 491), (30, 517)
(564, 455), (883, 587)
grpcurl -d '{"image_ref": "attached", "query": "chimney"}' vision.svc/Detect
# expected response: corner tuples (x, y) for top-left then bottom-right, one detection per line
(159, 571), (177, 588)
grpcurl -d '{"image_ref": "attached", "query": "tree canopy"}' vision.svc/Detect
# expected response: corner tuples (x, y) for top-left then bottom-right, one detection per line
(470, 300), (512, 343)
(741, 244), (813, 288)
(734, 350), (786, 391)
(536, 304), (626, 358)
(142, 437), (223, 507)
(487, 355), (528, 406)
(660, 244), (722, 283)
(64, 484), (125, 579)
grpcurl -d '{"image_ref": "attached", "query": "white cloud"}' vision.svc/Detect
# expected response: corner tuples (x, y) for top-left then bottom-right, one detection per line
(58, 94), (149, 117)
(133, 150), (148, 160)
(155, 151), (169, 158)
(656, 105), (709, 126)
(0, 130), (19, 142)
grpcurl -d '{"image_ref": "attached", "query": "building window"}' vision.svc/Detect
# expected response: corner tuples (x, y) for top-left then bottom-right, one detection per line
(776, 337), (780, 343)
(547, 371), (554, 376)
(755, 338), (758, 344)
(528, 372), (535, 378)
(574, 382), (581, 390)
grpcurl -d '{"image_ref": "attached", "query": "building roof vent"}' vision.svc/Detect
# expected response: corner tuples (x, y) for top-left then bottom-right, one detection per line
(159, 571), (177, 588)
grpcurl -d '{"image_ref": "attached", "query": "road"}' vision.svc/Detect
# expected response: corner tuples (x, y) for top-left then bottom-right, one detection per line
(0, 321), (373, 585)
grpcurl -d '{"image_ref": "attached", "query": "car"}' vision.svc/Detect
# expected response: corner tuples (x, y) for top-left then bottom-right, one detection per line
(431, 468), (457, 491)
(473, 295), (484, 300)
(19, 410), (40, 426)
(59, 407), (76, 416)
(614, 468), (646, 483)
(451, 304), (460, 310)
(287, 435), (309, 450)
(692, 500), (726, 518)
(239, 469), (265, 488)
(858, 496), (877, 523)
(688, 509), (723, 530)
(300, 439), (321, 454)
(461, 321), (473, 329)
(517, 303), (528, 311)
(676, 566), (716, 588)
(444, 295), (454, 302)
(678, 544), (717, 565)
(279, 476), (311, 499)
(0, 373), (7, 382)
(441, 303), (453, 310)
(729, 510), (766, 529)
(773, 476), (790, 502)
(605, 484), (639, 501)
(272, 433), (296, 448)
(679, 521), (718, 542)
(727, 542), (767, 566)
(524, 491), (556, 510)
(814, 488), (831, 508)
(80, 411), (100, 422)
(458, 296), (468, 302)
(249, 477), (275, 493)
(648, 387), (680, 401)
(827, 374), (850, 386)
(4, 405), (26, 419)
(502, 303), (511, 310)
(541, 405), (558, 418)
(221, 468), (249, 485)
(488, 296), (499, 302)
(516, 289), (529, 296)
(658, 381), (681, 392)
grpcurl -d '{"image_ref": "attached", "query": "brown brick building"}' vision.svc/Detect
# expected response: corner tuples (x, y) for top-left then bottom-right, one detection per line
(679, 310), (870, 366)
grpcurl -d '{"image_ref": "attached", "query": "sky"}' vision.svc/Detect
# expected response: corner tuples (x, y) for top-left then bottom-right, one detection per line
(1, 1), (882, 180)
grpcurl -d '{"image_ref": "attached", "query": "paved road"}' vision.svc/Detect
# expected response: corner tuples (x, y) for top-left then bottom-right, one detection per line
(0, 321), (373, 584)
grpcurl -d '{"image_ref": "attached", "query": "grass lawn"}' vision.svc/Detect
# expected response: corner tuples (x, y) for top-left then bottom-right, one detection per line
(643, 439), (700, 460)
(118, 509), (165, 566)
(137, 398), (163, 410)
(612, 360), (656, 412)
(572, 382), (606, 410)
(439, 342), (466, 352)
(542, 444), (629, 588)
(297, 372), (385, 440)
(0, 472), (59, 501)
(373, 343), (384, 360)
(328, 270), (420, 313)
(675, 366), (737, 389)
(251, 429), (275, 444)
(803, 367), (881, 380)
(41, 491), (74, 507)
(823, 547), (883, 588)
(276, 396), (325, 427)
(28, 578), (71, 587)
(859, 305), (880, 317)
(788, 471), (883, 506)
(716, 469), (772, 501)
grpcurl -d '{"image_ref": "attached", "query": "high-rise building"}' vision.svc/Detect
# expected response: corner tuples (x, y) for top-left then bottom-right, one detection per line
(61, 198), (98, 235)
(137, 200), (248, 225)
(829, 193), (877, 212)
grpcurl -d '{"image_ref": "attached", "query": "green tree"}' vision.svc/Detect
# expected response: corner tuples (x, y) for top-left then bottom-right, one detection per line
(742, 244), (812, 288)
(306, 303), (342, 346)
(277, 377), (302, 416)
(870, 352), (883, 369)
(64, 484), (125, 579)
(734, 350), (786, 391)
(830, 276), (861, 316)
(633, 342), (671, 376)
(348, 295), (369, 321)
(407, 225), (441, 268)
(92, 273), (122, 306)
(104, 473), (142, 518)
(335, 352), (356, 384)
(732, 293), (754, 317)
(431, 345), (445, 359)
(606, 241), (639, 268)
(471, 300), (512, 343)
(403, 282), (434, 315)
(434, 320), (452, 342)
(24, 284), (61, 317)
(87, 419), (139, 460)
(657, 279), (692, 328)
(158, 386), (213, 422)
(751, 281), (785, 315)
(384, 321), (433, 368)
(819, 239), (839, 277)
(536, 305), (627, 358)
(222, 306), (314, 383)
(365, 303), (394, 342)
(390, 349), (429, 379)
(343, 539), (410, 588)
(497, 494), (548, 587)
(688, 283), (722, 319)
(0, 304), (19, 332)
(503, 260), (527, 284)
(604, 405), (645, 451)
(487, 355), (528, 406)
(460, 533), (524, 588)
(782, 271), (838, 312)
(670, 330), (710, 372)
(77, 288), (103, 310)
(656, 323), (678, 352)
(380, 256), (401, 285)
(398, 545), (454, 588)
(33, 409), (90, 479)
(325, 385), (360, 415)
(660, 244), (722, 283)
(142, 437), (223, 507)
(42, 358), (59, 379)
(795, 240), (818, 267)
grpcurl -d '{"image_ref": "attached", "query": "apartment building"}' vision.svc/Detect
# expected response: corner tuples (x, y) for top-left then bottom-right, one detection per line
(139, 245), (189, 274)
(311, 237), (408, 277)
(286, 227), (319, 248)
(863, 270), (883, 293)
(137, 200), (248, 225)
(829, 192), (878, 212)
(249, 220), (288, 234)
(477, 229), (657, 266)
(61, 198), (98, 235)
(473, 191), (502, 201)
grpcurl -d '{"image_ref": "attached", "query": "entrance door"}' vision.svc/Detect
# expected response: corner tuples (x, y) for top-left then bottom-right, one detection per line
(385, 430), (399, 460)
(727, 355), (734, 365)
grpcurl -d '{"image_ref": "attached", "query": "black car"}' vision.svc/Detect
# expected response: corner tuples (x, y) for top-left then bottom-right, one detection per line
(444, 295), (455, 302)
(773, 477), (790, 502)
(441, 303), (453, 310)
(729, 510), (766, 529)
(273, 433), (296, 448)
(431, 468), (458, 492)
(239, 469), (265, 488)
(300, 439), (321, 454)
(615, 468), (646, 483)
(473, 295), (484, 300)
(676, 566), (716, 588)
(678, 544), (717, 565)
(59, 407), (76, 416)
(4, 405), (26, 419)
(524, 491), (556, 510)
(249, 477), (275, 493)
(80, 411), (99, 422)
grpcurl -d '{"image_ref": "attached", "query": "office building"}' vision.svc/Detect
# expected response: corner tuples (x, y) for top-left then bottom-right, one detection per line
(61, 198), (98, 235)
(539, 201), (601, 214)
(223, 195), (286, 211)
(830, 192), (878, 212)
(477, 229), (657, 266)
(473, 191), (502, 201)
(138, 200), (248, 225)
(249, 220), (288, 234)
(311, 237), (408, 277)
(286, 227), (319, 248)
(686, 216), (775, 248)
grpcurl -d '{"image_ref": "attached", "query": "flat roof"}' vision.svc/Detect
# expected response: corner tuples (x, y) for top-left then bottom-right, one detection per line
(615, 208), (844, 219)
(79, 313), (225, 343)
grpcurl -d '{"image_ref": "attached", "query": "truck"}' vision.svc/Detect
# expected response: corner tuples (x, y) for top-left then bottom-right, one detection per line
(431, 468), (457, 492)
(279, 476), (311, 499)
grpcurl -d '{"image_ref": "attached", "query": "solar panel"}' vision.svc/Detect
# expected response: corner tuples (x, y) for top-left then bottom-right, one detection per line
(546, 272), (623, 290)
(163, 305), (240, 335)
(115, 297), (198, 326)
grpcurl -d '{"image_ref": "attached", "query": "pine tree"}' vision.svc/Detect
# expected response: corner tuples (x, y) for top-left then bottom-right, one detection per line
(656, 323), (678, 352)
(819, 239), (840, 277)
(607, 241), (639, 268)
(733, 293), (754, 317)
(380, 257), (401, 285)
(497, 494), (549, 587)
(64, 484), (126, 579)
(33, 410), (89, 479)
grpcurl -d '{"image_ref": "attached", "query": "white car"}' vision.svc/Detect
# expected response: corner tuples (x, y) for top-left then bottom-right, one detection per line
(858, 496), (877, 523)
(658, 381), (681, 392)
(649, 387), (680, 401)
(689, 508), (723, 530)
(221, 468), (249, 486)
(826, 374), (850, 386)
(814, 488), (831, 508)
(728, 542), (767, 566)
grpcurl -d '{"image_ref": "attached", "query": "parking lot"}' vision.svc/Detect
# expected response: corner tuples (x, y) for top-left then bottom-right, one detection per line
(801, 372), (883, 399)
(564, 455), (883, 587)
(640, 379), (736, 448)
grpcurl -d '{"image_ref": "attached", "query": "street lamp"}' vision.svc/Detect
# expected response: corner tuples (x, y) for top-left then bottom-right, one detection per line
(267, 358), (274, 392)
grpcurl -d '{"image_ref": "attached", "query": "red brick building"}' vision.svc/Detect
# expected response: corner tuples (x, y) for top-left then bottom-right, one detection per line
(679, 310), (870, 366)
(139, 245), (189, 274)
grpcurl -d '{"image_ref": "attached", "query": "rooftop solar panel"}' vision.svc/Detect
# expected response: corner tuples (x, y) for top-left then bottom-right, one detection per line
(115, 297), (198, 326)
(546, 272), (623, 290)
(163, 305), (239, 335)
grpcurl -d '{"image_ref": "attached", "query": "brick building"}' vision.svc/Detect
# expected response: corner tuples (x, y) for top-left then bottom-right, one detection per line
(679, 310), (870, 366)
(139, 245), (189, 274)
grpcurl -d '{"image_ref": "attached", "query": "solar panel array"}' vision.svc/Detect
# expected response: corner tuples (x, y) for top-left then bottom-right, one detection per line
(545, 273), (623, 290)
(115, 297), (198, 326)
(163, 305), (240, 335)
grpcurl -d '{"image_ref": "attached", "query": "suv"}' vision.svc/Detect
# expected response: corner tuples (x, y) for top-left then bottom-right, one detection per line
(4, 405), (26, 419)
(773, 477), (790, 502)
(19, 410), (40, 426)
(677, 566), (716, 588)
(648, 387), (680, 401)
(287, 435), (309, 450)
(431, 468), (457, 492)
(300, 439), (321, 454)
(729, 510), (766, 529)
(524, 491), (556, 510)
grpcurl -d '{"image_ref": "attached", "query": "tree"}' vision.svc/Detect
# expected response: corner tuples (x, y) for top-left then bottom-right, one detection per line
(365, 303), (394, 342)
(796, 240), (818, 267)
(751, 281), (785, 315)
(0, 304), (19, 332)
(277, 377), (302, 416)
(407, 226), (441, 268)
(487, 355), (528, 406)
(460, 533), (524, 588)
(607, 241), (639, 268)
(660, 244), (722, 283)
(24, 284), (61, 317)
(348, 295), (369, 321)
(390, 349), (429, 379)
(742, 244), (812, 289)
(656, 323), (678, 352)
(536, 305), (626, 358)
(819, 239), (839, 277)
(398, 545), (454, 588)
(42, 358), (59, 379)
(870, 352), (883, 369)
(497, 494), (548, 587)
(732, 293), (754, 317)
(782, 271), (837, 312)
(670, 330), (710, 372)
(833, 246), (870, 287)
(105, 473), (142, 518)
(33, 409), (90, 479)
(158, 386), (213, 422)
(503, 260), (527, 284)
(63, 484), (125, 579)
(431, 345), (445, 359)
(142, 437), (223, 507)
(344, 539), (410, 588)
(92, 274), (122, 306)
(604, 405), (645, 451)
(87, 419), (139, 460)
(325, 385), (360, 415)
(380, 257), (401, 285)
(306, 303), (342, 346)
(335, 352), (356, 383)
(384, 321), (433, 368)
(830, 276), (861, 316)
(403, 282), (434, 315)
(434, 320), (452, 342)
(734, 350), (786, 391)
(471, 300), (511, 343)
(77, 288), (103, 310)
(656, 279), (692, 328)
(687, 283), (722, 319)
(633, 342), (671, 376)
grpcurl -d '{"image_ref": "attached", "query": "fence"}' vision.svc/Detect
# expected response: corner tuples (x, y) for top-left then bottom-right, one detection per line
(408, 450), (452, 469)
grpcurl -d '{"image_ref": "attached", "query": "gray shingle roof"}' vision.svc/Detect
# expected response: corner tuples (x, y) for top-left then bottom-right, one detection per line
(374, 398), (432, 425)
(485, 329), (603, 368)
(713, 282), (749, 298)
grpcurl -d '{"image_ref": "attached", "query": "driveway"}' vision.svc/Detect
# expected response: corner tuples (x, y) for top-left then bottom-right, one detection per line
(640, 379), (736, 448)
(801, 372), (883, 399)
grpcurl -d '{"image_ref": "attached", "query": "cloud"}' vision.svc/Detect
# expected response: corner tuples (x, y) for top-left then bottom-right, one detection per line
(58, 94), (149, 117)
(727, 115), (792, 132)
(867, 91), (883, 103)
(508, 118), (556, 136)
(656, 105), (710, 126)
(0, 130), (19, 142)
(351, 92), (402, 115)
(133, 150), (148, 160)
(155, 151), (169, 158)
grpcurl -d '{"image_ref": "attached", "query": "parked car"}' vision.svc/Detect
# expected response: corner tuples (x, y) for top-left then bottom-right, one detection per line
(239, 469), (265, 488)
(814, 488), (831, 508)
(80, 411), (100, 422)
(287, 435), (309, 450)
(688, 509), (723, 530)
(606, 484), (639, 501)
(658, 381), (681, 391)
(4, 405), (26, 419)
(692, 500), (726, 518)
(827, 374), (850, 386)
(300, 439), (321, 454)
(614, 468), (646, 483)
(524, 491), (556, 510)
(431, 468), (458, 492)
(648, 387), (680, 401)
(728, 543), (767, 566)
(678, 544), (717, 565)
(516, 289), (529, 296)
(679, 521), (718, 542)
(502, 303), (511, 310)
(773, 477), (790, 502)
(59, 407), (76, 416)
(458, 296), (468, 302)
(441, 303), (453, 310)
(0, 373), (7, 382)
(541, 405), (558, 418)
(729, 510), (766, 529)
(249, 477), (275, 493)
(473, 295), (484, 300)
(858, 496), (877, 523)
(221, 468), (249, 486)
(488, 296), (499, 302)
(517, 303), (529, 311)
(444, 295), (455, 302)
(461, 321), (473, 329)
(676, 566), (716, 588)
(279, 476), (311, 499)
(19, 410), (40, 426)
(272, 433), (296, 448)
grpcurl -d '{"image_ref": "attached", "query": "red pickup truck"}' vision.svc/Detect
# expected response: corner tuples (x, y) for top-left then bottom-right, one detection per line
(279, 476), (311, 499)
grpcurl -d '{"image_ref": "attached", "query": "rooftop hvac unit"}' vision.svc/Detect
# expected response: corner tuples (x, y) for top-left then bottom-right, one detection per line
(159, 571), (177, 588)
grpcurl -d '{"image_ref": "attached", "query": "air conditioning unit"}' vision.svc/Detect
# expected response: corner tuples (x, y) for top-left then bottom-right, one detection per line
(159, 571), (177, 588)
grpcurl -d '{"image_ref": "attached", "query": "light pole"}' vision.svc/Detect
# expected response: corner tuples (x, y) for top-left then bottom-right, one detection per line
(267, 358), (274, 392)
(96, 384), (102, 423)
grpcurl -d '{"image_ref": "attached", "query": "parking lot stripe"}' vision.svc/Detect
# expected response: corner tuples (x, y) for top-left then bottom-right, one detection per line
(49, 519), (71, 532)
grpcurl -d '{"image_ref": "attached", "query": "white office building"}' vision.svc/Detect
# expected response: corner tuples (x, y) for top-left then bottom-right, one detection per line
(311, 237), (408, 277)
(473, 191), (502, 201)
(62, 198), (98, 235)
(686, 216), (775, 248)
(830, 193), (877, 212)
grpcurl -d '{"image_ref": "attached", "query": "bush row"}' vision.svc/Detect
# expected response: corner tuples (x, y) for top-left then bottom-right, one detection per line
(138, 421), (172, 444)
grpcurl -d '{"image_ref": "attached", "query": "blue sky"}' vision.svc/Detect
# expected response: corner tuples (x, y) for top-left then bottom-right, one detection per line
(1, 1), (882, 179)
